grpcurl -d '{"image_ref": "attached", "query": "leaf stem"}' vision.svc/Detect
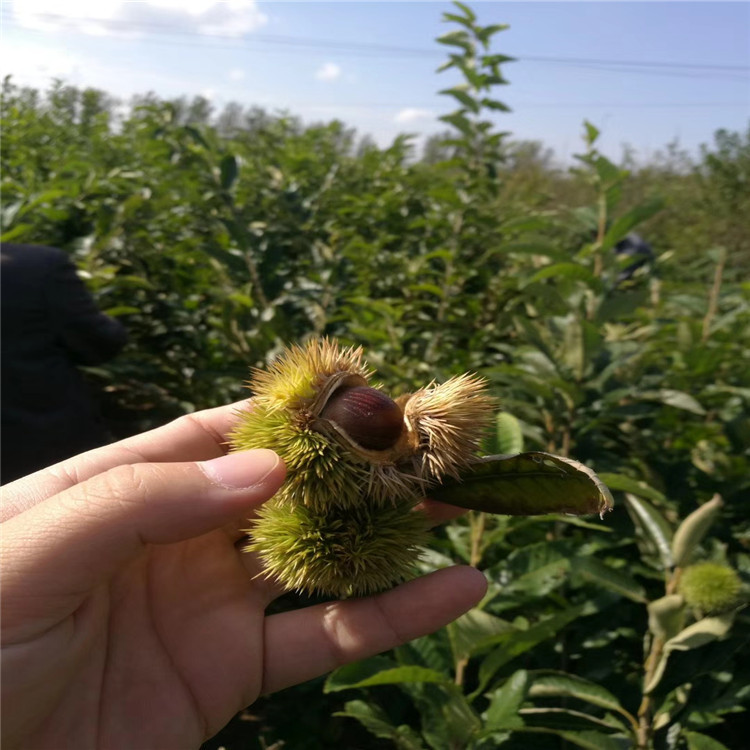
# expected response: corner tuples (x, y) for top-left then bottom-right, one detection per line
(701, 247), (727, 343)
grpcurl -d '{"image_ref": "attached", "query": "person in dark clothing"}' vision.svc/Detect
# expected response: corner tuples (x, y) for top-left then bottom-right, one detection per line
(1, 243), (127, 483)
(613, 232), (655, 284)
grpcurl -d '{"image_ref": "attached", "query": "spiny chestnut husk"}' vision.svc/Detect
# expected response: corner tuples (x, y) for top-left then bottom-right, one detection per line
(678, 562), (743, 615)
(229, 338), (494, 597)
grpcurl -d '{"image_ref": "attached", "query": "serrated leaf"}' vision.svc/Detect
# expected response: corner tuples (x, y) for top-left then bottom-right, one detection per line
(485, 670), (529, 730)
(430, 452), (613, 517)
(671, 494), (723, 567)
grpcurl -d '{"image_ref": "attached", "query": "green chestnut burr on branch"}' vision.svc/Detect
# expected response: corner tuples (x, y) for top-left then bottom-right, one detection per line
(230, 339), (612, 598)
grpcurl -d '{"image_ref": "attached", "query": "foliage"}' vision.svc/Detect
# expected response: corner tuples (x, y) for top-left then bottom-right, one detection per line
(1, 1), (749, 748)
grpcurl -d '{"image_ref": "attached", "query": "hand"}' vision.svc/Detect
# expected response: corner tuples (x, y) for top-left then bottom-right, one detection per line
(1, 401), (487, 750)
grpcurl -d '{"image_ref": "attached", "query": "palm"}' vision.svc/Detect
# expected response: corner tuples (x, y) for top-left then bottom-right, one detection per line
(27, 531), (267, 749)
(3, 404), (485, 750)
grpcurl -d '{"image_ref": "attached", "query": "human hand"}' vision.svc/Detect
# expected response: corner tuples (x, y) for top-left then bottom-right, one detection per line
(1, 401), (487, 750)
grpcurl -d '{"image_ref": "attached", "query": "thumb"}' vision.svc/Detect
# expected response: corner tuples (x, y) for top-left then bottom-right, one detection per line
(1, 450), (286, 634)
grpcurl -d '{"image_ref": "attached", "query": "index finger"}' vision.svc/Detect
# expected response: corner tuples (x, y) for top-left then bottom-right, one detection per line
(0, 399), (252, 521)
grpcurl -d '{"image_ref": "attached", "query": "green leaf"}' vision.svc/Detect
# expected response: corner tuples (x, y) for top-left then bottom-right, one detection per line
(103, 305), (140, 316)
(201, 239), (248, 275)
(528, 671), (630, 722)
(325, 655), (394, 692)
(474, 605), (592, 698)
(665, 612), (735, 652)
(335, 700), (426, 750)
(623, 494), (674, 570)
(219, 153), (239, 190)
(490, 241), (566, 263)
(526, 729), (631, 750)
(527, 515), (614, 533)
(485, 670), (529, 730)
(0, 223), (33, 242)
(403, 683), (481, 750)
(647, 594), (685, 640)
(436, 31), (472, 52)
(597, 474), (665, 504)
(455, 58), (485, 89)
(326, 664), (452, 693)
(640, 389), (706, 415)
(452, 1), (476, 22)
(671, 494), (723, 567)
(429, 452), (614, 517)
(480, 98), (512, 112)
(525, 262), (602, 291)
(518, 707), (623, 733)
(584, 120), (600, 145)
(481, 52), (514, 66)
(684, 731), (732, 750)
(644, 612), (736, 693)
(448, 608), (515, 663)
(439, 111), (474, 138)
(494, 412), (524, 455)
(442, 12), (475, 30)
(183, 125), (211, 150)
(570, 557), (648, 603)
(439, 86), (480, 113)
(601, 198), (664, 251)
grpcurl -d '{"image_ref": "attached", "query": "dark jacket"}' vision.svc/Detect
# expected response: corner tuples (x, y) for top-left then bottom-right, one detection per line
(1, 243), (127, 482)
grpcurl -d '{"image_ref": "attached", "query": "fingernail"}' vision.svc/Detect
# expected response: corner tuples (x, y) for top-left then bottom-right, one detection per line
(199, 449), (281, 489)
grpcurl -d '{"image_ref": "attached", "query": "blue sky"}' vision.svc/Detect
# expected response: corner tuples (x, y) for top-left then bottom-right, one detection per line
(2, 1), (749, 164)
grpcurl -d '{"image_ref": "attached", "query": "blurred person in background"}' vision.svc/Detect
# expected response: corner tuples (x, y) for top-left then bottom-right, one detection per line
(1, 242), (127, 483)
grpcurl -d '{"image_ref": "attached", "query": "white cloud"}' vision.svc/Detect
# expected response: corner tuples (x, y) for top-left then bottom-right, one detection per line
(394, 108), (434, 124)
(228, 68), (245, 82)
(0, 39), (82, 84)
(315, 62), (341, 82)
(13, 0), (268, 38)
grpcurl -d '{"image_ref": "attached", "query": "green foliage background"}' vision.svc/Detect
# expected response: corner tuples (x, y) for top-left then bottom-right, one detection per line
(2, 3), (749, 748)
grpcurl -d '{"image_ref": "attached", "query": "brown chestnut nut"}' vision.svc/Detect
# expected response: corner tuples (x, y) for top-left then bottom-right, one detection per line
(319, 385), (404, 451)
